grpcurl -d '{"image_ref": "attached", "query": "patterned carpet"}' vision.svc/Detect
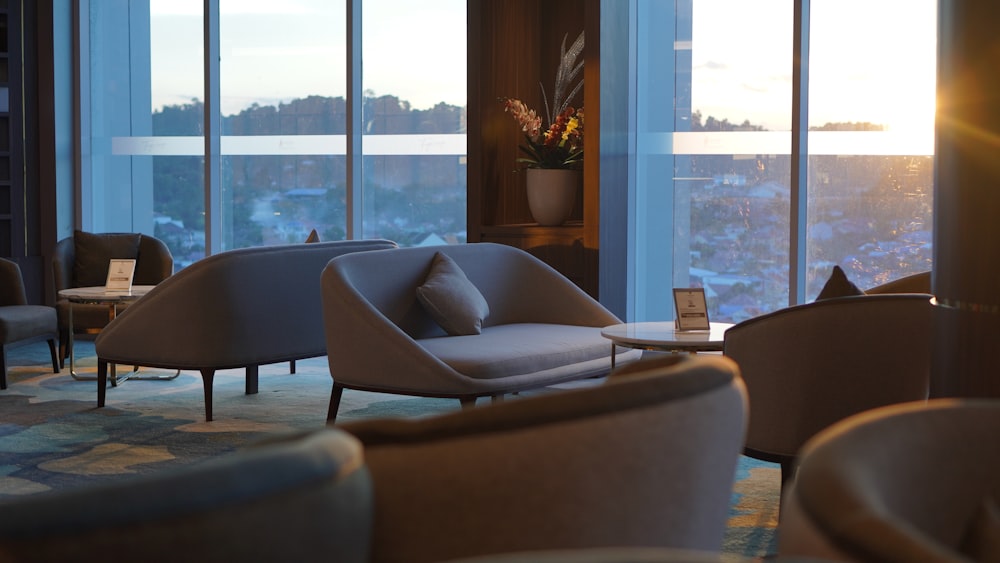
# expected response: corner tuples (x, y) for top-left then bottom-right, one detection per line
(0, 340), (779, 558)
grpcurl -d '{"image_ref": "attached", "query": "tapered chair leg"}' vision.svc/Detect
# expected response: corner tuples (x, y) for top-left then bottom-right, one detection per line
(48, 339), (59, 374)
(1, 345), (7, 390)
(97, 359), (108, 407)
(327, 383), (344, 424)
(201, 368), (215, 422)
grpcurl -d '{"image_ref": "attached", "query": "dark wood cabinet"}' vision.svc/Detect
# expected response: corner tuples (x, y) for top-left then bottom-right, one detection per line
(467, 0), (600, 297)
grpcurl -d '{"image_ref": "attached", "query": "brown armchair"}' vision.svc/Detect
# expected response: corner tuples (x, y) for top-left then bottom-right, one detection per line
(52, 230), (173, 365)
(722, 293), (934, 497)
(0, 258), (60, 388)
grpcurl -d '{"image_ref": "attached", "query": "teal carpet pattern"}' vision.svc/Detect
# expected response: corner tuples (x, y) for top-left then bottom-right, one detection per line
(0, 340), (778, 558)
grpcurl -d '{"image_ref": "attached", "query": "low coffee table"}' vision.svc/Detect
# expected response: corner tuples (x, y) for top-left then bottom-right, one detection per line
(59, 285), (177, 385)
(601, 321), (734, 369)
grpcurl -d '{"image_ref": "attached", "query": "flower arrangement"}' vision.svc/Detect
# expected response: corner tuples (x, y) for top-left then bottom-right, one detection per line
(502, 31), (585, 170)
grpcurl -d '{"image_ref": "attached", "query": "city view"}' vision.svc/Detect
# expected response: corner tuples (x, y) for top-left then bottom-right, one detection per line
(109, 0), (936, 321)
(149, 94), (467, 267)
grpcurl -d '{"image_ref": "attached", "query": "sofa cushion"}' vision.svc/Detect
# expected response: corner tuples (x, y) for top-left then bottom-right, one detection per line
(816, 265), (865, 301)
(73, 230), (142, 288)
(416, 252), (489, 336)
(417, 323), (611, 379)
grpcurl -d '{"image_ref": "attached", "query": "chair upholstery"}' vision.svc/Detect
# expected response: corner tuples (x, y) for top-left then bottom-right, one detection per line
(865, 270), (932, 294)
(722, 293), (933, 493)
(52, 231), (174, 365)
(94, 239), (398, 421)
(0, 258), (60, 389)
(0, 429), (373, 563)
(321, 242), (642, 421)
(338, 354), (748, 563)
(779, 399), (1000, 562)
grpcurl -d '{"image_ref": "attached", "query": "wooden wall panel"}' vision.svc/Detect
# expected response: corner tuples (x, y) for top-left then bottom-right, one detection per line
(468, 0), (600, 298)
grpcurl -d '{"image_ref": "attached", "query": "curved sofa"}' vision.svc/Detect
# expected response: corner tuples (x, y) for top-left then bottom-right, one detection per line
(95, 239), (397, 421)
(321, 242), (642, 421)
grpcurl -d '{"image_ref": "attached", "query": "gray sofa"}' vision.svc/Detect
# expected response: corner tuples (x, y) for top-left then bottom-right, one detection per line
(321, 243), (642, 421)
(94, 239), (398, 421)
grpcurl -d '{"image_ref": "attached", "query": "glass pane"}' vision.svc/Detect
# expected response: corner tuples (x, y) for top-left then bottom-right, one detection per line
(219, 0), (346, 250)
(84, 1), (203, 269)
(806, 0), (936, 295)
(361, 0), (467, 245)
(636, 0), (792, 322)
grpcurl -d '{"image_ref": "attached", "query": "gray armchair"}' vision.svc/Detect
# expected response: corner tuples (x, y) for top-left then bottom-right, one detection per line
(339, 354), (749, 563)
(0, 429), (372, 562)
(780, 399), (1000, 562)
(0, 258), (60, 388)
(722, 293), (934, 495)
(321, 243), (642, 422)
(52, 231), (174, 365)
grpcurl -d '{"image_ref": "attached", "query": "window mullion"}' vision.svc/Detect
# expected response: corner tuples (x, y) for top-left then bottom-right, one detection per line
(789, 0), (810, 305)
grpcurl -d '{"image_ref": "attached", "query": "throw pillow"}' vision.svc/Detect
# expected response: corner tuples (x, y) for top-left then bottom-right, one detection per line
(73, 230), (142, 287)
(416, 251), (489, 336)
(816, 265), (865, 301)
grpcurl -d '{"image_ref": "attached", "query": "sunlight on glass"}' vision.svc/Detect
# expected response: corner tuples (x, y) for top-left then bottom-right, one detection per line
(809, 0), (937, 148)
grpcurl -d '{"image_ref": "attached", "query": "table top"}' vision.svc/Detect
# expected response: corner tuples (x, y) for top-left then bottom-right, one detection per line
(58, 285), (155, 303)
(601, 321), (734, 353)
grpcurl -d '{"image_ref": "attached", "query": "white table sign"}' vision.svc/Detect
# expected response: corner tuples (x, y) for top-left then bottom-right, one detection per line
(673, 287), (711, 331)
(105, 259), (136, 291)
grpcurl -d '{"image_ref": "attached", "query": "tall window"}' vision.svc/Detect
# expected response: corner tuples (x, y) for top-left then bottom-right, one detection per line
(83, 0), (467, 268)
(633, 0), (935, 322)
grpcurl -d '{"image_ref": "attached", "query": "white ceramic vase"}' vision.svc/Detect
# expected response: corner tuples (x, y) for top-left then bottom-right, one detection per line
(525, 168), (580, 226)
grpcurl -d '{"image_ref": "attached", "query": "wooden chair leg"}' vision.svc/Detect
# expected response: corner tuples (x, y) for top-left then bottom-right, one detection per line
(245, 365), (259, 395)
(97, 359), (108, 407)
(48, 339), (60, 374)
(460, 396), (477, 409)
(1, 344), (7, 390)
(327, 383), (345, 424)
(289, 360), (296, 374)
(201, 368), (215, 422)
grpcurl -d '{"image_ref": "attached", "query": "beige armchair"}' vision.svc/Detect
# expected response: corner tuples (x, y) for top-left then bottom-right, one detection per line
(0, 429), (373, 562)
(722, 293), (934, 495)
(780, 399), (1000, 562)
(321, 243), (642, 422)
(52, 231), (174, 365)
(0, 258), (60, 388)
(339, 354), (749, 563)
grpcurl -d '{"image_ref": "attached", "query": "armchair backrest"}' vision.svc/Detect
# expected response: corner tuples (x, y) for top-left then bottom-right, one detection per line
(323, 243), (619, 340)
(0, 429), (373, 563)
(780, 399), (1000, 562)
(96, 239), (398, 368)
(339, 354), (748, 563)
(52, 231), (174, 292)
(0, 258), (28, 307)
(864, 270), (931, 294)
(723, 293), (933, 459)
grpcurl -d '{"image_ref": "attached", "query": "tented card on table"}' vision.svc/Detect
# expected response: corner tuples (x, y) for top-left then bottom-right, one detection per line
(106, 259), (136, 291)
(673, 288), (710, 331)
